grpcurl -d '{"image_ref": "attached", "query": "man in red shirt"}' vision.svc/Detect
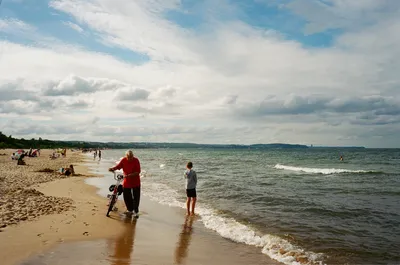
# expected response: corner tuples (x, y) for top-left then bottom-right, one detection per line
(109, 150), (141, 218)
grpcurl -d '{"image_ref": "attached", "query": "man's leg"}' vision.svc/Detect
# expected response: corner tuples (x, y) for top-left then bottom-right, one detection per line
(132, 186), (141, 214)
(123, 188), (134, 212)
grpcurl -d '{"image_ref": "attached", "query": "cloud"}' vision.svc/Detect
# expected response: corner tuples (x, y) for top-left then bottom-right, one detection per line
(44, 75), (122, 96)
(149, 86), (177, 99)
(0, 99), (56, 115)
(62, 21), (84, 33)
(234, 95), (400, 117)
(283, 0), (400, 34)
(115, 87), (150, 101)
(0, 81), (38, 102)
(66, 99), (92, 109)
(0, 0), (400, 147)
(0, 18), (34, 34)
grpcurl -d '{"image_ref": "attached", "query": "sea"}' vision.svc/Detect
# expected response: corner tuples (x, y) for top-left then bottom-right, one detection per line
(85, 148), (400, 265)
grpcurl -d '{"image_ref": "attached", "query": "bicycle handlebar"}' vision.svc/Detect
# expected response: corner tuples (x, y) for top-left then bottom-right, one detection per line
(113, 171), (124, 181)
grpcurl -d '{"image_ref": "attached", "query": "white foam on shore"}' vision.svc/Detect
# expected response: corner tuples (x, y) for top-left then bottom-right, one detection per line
(83, 153), (325, 265)
(274, 164), (370, 175)
(142, 181), (325, 265)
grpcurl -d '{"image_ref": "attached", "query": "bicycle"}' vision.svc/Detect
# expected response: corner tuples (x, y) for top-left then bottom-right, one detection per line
(106, 171), (124, 217)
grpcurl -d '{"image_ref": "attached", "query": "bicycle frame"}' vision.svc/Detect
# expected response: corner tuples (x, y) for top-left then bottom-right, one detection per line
(106, 171), (124, 216)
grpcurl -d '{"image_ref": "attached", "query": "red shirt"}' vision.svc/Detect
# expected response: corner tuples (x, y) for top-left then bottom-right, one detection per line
(114, 157), (141, 188)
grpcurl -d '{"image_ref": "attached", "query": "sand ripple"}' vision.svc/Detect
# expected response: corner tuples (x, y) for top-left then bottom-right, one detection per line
(0, 150), (82, 229)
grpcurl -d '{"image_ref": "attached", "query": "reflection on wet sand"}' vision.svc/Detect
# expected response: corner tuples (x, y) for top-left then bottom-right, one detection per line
(108, 216), (137, 265)
(174, 216), (195, 264)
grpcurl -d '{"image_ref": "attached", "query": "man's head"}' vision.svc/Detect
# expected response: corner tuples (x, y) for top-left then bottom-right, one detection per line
(187, 162), (193, 169)
(126, 150), (134, 160)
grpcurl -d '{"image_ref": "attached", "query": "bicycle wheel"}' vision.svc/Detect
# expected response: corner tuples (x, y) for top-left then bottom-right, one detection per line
(106, 194), (116, 217)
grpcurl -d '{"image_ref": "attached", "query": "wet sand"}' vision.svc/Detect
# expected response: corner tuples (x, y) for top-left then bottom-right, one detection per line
(20, 197), (281, 265)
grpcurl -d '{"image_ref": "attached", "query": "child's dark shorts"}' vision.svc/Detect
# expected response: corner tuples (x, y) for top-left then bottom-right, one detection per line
(186, 188), (197, 198)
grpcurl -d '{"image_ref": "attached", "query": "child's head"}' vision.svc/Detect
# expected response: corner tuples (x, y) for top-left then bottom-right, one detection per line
(187, 162), (193, 169)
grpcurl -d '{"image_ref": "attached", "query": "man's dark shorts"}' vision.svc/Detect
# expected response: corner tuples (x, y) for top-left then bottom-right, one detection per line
(186, 188), (197, 198)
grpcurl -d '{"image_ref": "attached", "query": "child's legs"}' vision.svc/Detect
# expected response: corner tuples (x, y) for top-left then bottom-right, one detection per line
(186, 197), (191, 214)
(191, 197), (197, 214)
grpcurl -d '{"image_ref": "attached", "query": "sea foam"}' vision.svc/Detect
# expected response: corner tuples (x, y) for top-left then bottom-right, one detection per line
(142, 181), (324, 265)
(274, 164), (371, 175)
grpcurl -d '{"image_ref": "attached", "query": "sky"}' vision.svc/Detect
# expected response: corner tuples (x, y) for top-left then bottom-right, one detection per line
(0, 0), (399, 148)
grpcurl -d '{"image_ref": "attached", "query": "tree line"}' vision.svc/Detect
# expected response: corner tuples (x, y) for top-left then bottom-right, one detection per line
(0, 132), (101, 149)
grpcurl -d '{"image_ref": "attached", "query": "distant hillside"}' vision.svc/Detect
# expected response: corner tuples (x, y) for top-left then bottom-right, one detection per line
(0, 132), (309, 149)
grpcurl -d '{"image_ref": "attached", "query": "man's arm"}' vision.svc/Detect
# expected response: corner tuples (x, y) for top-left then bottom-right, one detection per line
(109, 159), (124, 171)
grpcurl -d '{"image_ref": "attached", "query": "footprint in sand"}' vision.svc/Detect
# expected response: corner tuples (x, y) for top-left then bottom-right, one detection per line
(82, 232), (89, 236)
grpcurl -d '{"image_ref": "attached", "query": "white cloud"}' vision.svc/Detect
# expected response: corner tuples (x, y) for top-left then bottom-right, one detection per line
(62, 21), (84, 33)
(0, 18), (35, 34)
(0, 0), (399, 147)
(115, 87), (150, 101)
(284, 0), (400, 34)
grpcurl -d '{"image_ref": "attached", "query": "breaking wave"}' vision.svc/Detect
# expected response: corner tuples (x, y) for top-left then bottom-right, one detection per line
(142, 181), (324, 265)
(274, 164), (377, 175)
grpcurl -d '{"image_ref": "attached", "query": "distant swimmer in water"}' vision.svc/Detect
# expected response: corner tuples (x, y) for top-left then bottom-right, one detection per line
(340, 155), (344, 161)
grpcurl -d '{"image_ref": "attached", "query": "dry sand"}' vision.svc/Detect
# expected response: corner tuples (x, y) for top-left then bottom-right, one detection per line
(0, 149), (126, 265)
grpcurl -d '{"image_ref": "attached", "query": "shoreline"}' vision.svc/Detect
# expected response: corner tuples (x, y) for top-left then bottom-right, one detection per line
(1, 149), (284, 265)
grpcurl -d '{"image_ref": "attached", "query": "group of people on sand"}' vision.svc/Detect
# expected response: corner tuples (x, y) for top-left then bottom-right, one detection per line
(11, 148), (41, 165)
(108, 150), (198, 218)
(49, 148), (69, 159)
(94, 149), (102, 161)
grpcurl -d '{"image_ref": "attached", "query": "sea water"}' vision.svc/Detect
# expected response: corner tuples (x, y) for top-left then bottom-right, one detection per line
(85, 148), (400, 265)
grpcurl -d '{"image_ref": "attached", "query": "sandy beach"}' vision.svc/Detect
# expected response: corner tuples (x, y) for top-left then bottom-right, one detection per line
(0, 149), (282, 265)
(0, 149), (127, 265)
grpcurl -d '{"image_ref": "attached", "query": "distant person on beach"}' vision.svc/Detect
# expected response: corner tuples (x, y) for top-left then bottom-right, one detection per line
(58, 165), (75, 176)
(17, 153), (26, 165)
(340, 155), (344, 161)
(98, 150), (102, 160)
(109, 150), (141, 218)
(94, 150), (97, 160)
(184, 162), (197, 216)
